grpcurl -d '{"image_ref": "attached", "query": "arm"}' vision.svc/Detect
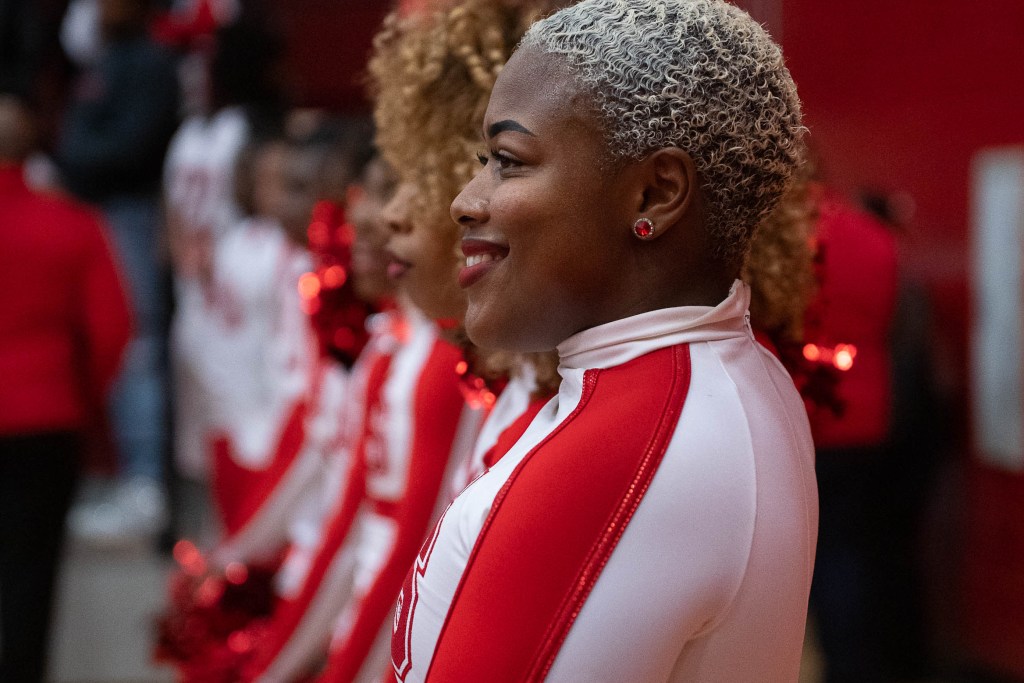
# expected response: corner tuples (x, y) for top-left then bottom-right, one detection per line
(318, 342), (469, 682)
(214, 364), (350, 565)
(246, 454), (366, 683)
(247, 343), (398, 682)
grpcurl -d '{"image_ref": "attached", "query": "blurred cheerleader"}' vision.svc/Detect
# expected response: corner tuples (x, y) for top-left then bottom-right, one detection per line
(155, 124), (374, 682)
(243, 142), (481, 682)
(243, 153), (403, 682)
(195, 135), (348, 563)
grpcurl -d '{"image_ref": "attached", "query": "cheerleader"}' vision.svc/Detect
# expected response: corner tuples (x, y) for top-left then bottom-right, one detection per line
(154, 126), (377, 682)
(163, 91), (249, 484)
(246, 153), (481, 683)
(365, 0), (816, 495)
(394, 1), (817, 681)
(164, 18), (283, 482)
(193, 136), (347, 563)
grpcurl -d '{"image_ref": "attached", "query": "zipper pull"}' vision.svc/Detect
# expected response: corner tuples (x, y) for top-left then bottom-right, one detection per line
(744, 312), (755, 339)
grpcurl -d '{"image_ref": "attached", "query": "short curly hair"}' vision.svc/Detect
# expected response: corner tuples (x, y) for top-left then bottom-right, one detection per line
(369, 0), (813, 377)
(521, 0), (806, 267)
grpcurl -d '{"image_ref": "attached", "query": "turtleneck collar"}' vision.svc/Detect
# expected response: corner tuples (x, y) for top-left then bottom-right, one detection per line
(556, 280), (752, 372)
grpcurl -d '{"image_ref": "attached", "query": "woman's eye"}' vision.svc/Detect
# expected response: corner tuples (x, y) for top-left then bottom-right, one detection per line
(491, 151), (519, 171)
(475, 150), (521, 173)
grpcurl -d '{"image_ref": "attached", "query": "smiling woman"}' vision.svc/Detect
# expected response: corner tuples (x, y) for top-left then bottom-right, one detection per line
(367, 0), (566, 384)
(393, 2), (819, 682)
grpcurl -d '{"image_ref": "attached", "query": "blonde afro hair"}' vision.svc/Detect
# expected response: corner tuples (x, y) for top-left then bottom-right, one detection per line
(522, 0), (806, 268)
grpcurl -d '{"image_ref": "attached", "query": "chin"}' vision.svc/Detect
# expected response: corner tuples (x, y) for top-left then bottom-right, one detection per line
(464, 305), (551, 354)
(409, 290), (467, 325)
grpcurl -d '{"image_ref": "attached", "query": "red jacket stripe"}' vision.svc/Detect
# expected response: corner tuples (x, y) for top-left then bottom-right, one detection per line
(318, 339), (466, 682)
(425, 345), (691, 682)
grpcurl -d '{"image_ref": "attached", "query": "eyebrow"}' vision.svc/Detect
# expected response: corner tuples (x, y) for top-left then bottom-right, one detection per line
(485, 119), (536, 139)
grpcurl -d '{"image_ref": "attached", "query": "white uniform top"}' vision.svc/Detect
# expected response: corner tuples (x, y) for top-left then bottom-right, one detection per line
(197, 219), (316, 467)
(163, 106), (249, 241)
(274, 310), (405, 600)
(392, 281), (818, 683)
(165, 106), (250, 478)
(196, 219), (336, 564)
(257, 306), (480, 683)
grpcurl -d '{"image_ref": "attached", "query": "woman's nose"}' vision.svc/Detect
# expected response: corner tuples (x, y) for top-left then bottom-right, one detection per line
(451, 172), (489, 228)
(382, 182), (416, 235)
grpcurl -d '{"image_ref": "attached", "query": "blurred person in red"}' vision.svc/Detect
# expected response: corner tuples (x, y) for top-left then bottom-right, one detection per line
(0, 92), (132, 682)
(804, 188), (900, 683)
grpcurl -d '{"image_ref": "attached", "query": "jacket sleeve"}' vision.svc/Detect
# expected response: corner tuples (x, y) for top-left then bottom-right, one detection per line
(78, 212), (132, 400)
(317, 343), (468, 682)
(247, 454), (366, 683)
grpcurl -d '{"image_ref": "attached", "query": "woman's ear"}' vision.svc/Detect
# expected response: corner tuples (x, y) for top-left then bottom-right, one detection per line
(633, 147), (698, 239)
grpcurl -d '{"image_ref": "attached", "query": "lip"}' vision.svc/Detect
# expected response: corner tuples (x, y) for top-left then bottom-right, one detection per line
(458, 237), (509, 289)
(386, 250), (412, 280)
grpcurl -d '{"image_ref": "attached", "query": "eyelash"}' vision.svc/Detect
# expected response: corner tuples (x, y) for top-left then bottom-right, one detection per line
(476, 150), (519, 172)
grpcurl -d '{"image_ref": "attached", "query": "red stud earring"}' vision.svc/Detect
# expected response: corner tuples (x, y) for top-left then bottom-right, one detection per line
(632, 217), (656, 240)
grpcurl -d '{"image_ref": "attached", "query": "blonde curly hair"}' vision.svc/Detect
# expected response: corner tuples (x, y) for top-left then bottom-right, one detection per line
(370, 0), (556, 247)
(522, 0), (806, 269)
(743, 169), (817, 342)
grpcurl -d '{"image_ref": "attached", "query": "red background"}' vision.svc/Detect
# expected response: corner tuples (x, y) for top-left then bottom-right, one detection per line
(779, 2), (1024, 675)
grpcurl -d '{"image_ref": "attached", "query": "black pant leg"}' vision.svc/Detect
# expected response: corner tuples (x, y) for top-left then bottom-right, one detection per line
(0, 432), (81, 683)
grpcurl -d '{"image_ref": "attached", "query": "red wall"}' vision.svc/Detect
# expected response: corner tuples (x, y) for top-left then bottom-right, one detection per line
(273, 0), (390, 112)
(782, 1), (1024, 674)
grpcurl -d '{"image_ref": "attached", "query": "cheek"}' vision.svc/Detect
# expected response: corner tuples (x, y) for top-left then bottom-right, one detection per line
(499, 187), (623, 326)
(501, 186), (586, 281)
(430, 236), (463, 285)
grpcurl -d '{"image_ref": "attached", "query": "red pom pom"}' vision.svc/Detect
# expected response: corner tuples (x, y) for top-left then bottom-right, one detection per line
(302, 201), (375, 367)
(154, 545), (281, 682)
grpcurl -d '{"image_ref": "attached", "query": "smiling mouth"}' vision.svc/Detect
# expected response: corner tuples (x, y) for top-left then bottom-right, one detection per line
(465, 253), (503, 268)
(459, 238), (509, 289)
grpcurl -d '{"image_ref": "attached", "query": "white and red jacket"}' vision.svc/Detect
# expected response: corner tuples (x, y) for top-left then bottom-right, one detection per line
(251, 306), (481, 682)
(164, 106), (250, 479)
(315, 307), (483, 682)
(189, 220), (334, 557)
(391, 281), (818, 683)
(247, 309), (404, 683)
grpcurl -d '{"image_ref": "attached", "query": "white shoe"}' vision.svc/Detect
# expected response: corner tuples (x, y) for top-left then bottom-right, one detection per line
(67, 477), (169, 547)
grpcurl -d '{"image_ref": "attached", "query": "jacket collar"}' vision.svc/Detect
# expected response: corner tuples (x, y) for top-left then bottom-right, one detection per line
(557, 280), (752, 371)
